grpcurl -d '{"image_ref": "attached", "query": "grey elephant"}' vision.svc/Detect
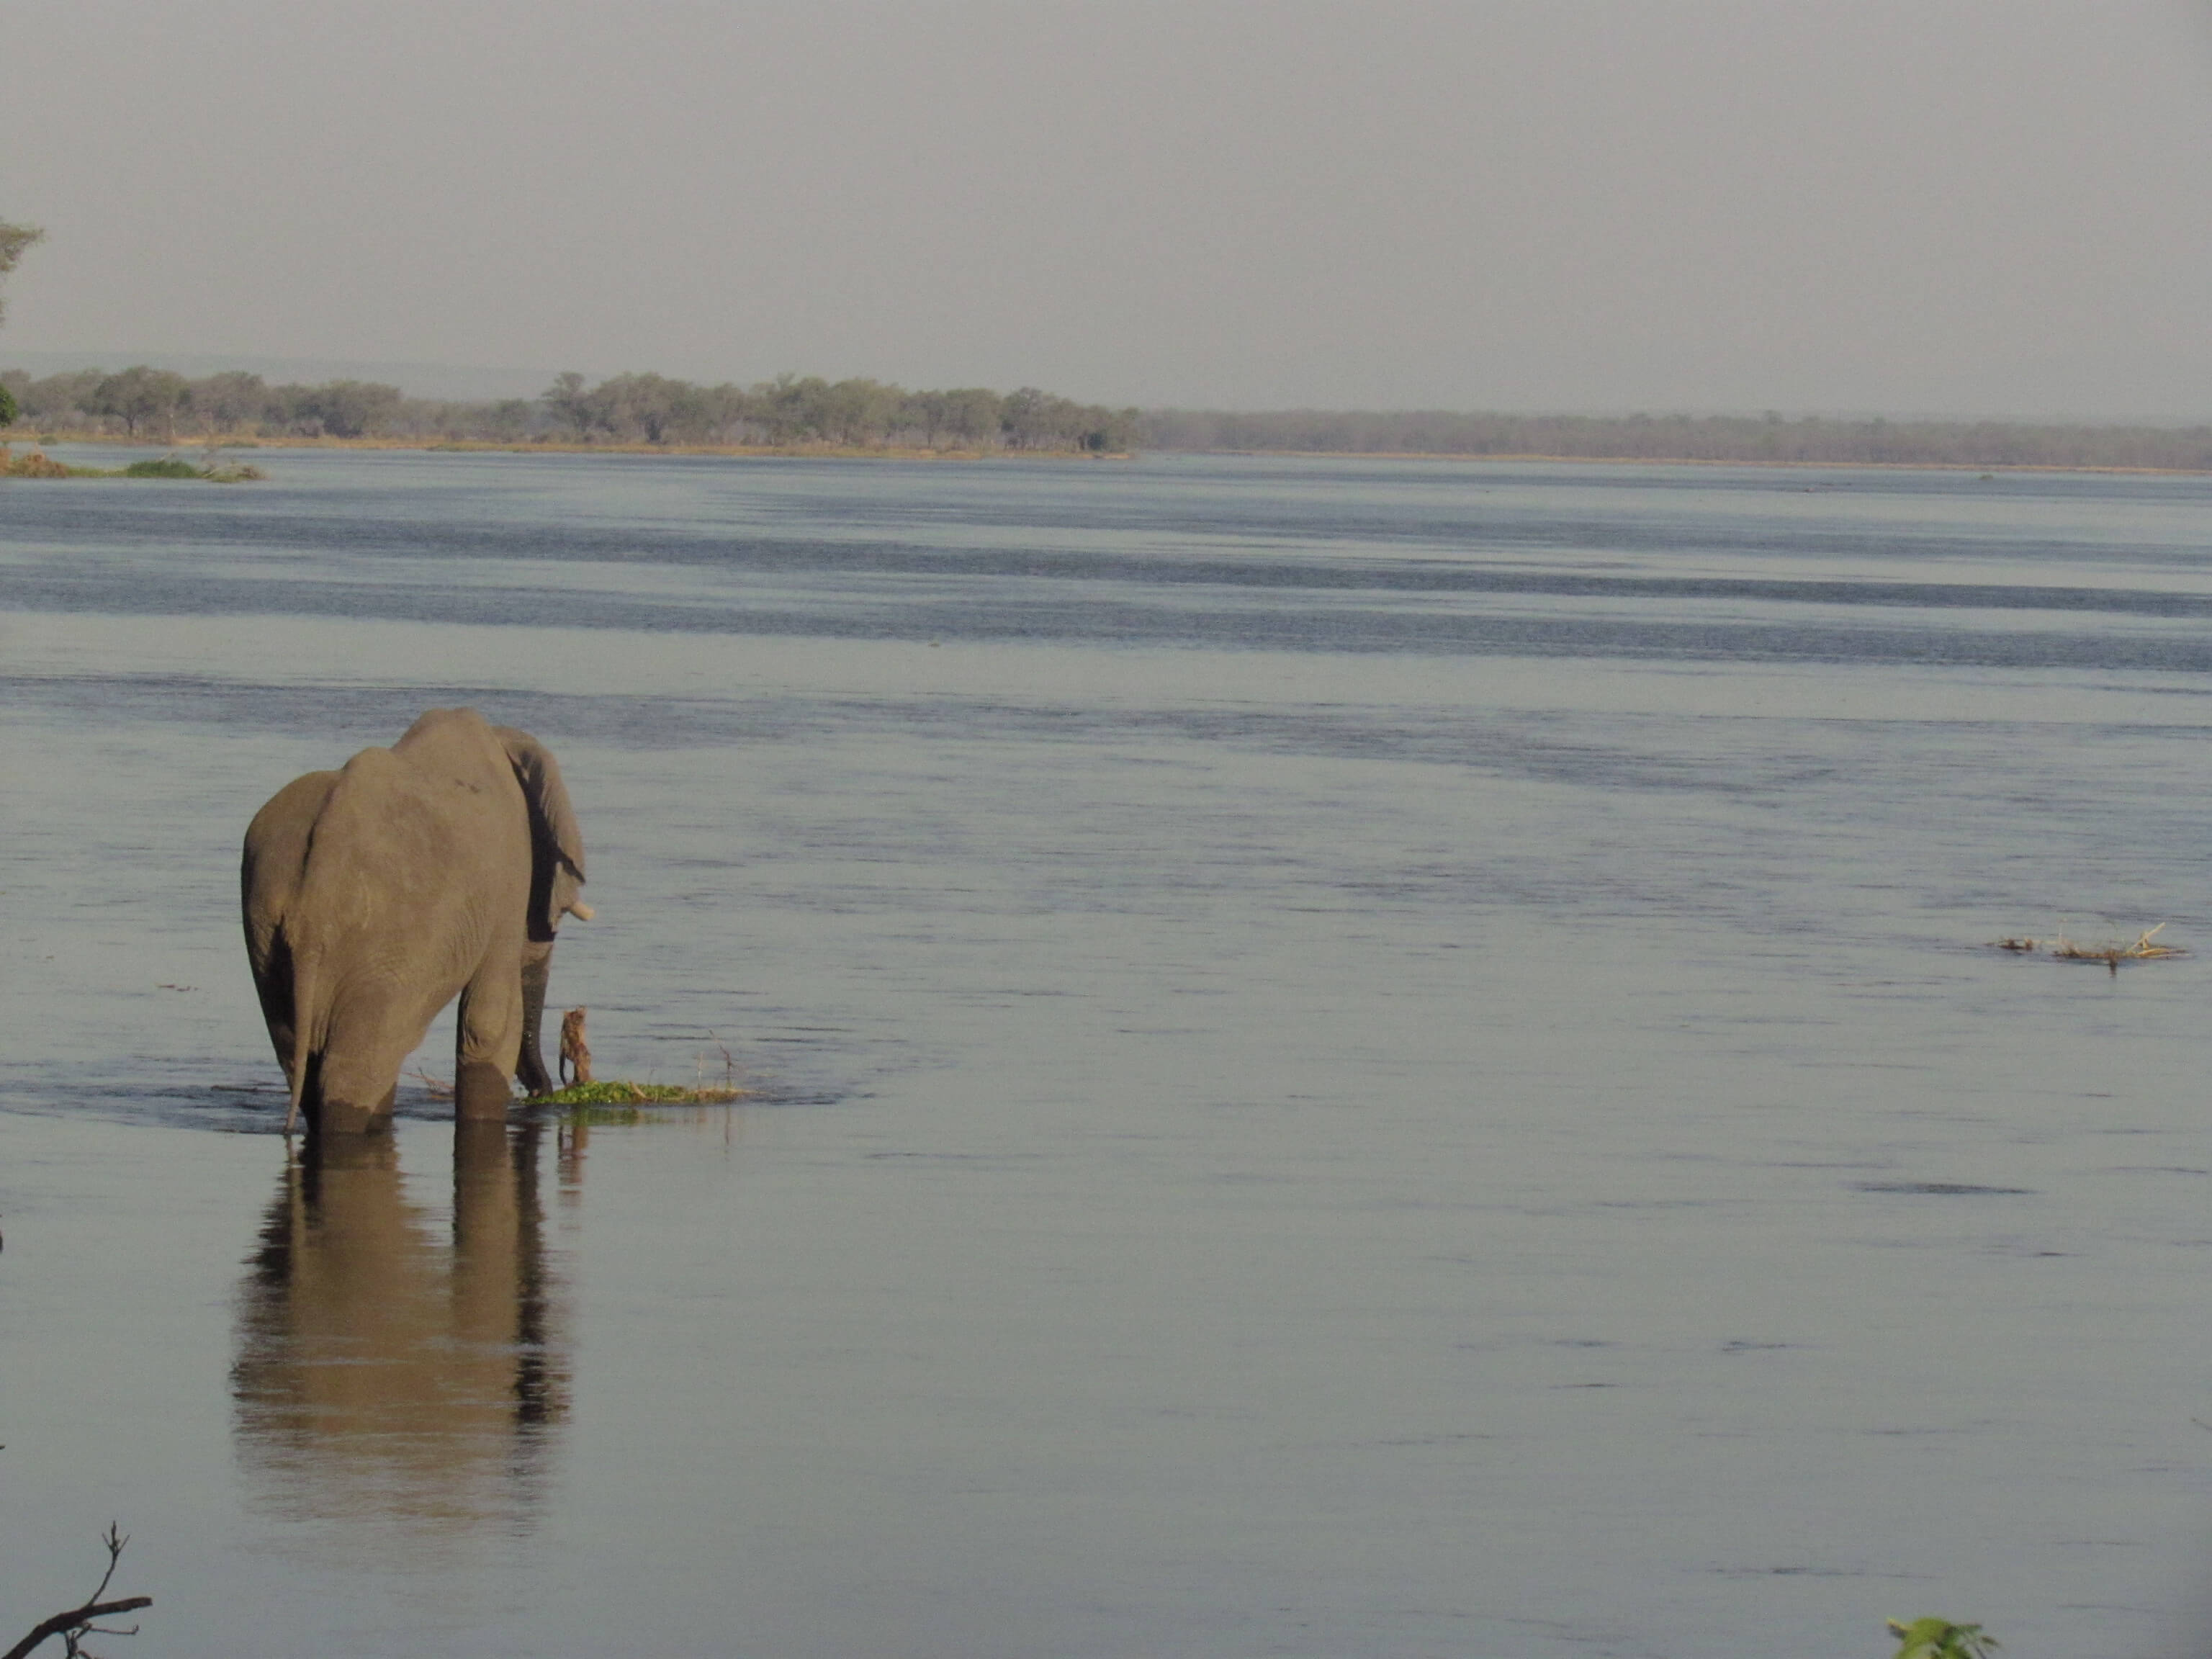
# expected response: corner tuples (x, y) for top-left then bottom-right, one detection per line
(241, 708), (591, 1134)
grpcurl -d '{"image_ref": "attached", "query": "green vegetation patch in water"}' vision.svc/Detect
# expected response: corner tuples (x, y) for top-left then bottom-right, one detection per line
(524, 1079), (743, 1108)
(124, 454), (268, 482)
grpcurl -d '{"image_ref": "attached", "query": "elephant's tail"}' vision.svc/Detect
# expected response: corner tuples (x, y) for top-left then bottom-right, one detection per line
(282, 947), (323, 1136)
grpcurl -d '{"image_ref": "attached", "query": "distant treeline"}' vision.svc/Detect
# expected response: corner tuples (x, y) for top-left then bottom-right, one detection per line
(1138, 408), (2212, 470)
(0, 366), (1143, 453)
(10, 364), (2211, 469)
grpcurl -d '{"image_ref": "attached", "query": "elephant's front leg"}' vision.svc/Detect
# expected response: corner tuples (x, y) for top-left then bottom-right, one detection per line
(515, 939), (556, 1097)
(454, 948), (526, 1122)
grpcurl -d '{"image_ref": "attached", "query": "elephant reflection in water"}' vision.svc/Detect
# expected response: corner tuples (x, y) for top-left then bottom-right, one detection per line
(232, 1123), (569, 1535)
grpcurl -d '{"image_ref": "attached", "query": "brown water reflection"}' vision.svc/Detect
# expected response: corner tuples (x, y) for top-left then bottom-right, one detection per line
(231, 1123), (569, 1537)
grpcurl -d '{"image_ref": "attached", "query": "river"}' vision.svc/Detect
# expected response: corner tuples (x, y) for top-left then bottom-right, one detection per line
(3, 449), (2211, 1657)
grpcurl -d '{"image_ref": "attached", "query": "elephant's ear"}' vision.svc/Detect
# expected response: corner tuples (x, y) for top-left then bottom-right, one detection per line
(498, 727), (587, 942)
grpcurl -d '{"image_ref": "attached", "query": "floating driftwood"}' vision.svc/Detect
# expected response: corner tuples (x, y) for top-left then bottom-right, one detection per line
(1993, 924), (2185, 974)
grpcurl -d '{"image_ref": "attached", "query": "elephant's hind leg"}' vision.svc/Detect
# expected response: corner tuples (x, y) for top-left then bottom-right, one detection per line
(454, 950), (526, 1122)
(309, 1048), (400, 1136)
(307, 996), (415, 1135)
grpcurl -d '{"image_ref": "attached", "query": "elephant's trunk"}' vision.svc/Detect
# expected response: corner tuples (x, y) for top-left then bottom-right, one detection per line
(516, 943), (554, 1097)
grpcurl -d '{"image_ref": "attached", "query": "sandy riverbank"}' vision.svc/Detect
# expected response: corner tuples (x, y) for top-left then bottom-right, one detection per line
(0, 428), (1122, 462)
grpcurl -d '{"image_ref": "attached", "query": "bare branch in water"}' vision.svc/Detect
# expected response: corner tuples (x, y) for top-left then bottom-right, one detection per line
(5, 1524), (150, 1659)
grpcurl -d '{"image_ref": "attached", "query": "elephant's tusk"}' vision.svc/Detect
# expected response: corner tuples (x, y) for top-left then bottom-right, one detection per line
(567, 902), (595, 921)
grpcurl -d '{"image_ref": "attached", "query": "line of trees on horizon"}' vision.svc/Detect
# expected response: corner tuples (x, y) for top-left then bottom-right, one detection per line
(1140, 407), (2212, 471)
(9, 359), (2212, 471)
(0, 365), (1143, 453)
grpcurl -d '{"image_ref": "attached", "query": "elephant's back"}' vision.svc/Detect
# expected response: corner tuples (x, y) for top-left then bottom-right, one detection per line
(390, 707), (511, 785)
(312, 745), (523, 912)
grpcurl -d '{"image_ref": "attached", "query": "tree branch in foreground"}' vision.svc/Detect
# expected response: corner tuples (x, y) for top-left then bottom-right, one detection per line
(5, 1524), (150, 1659)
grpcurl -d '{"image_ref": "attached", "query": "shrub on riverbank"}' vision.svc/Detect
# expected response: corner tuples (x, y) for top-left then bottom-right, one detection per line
(1, 446), (265, 481)
(3, 446), (74, 477)
(122, 454), (265, 481)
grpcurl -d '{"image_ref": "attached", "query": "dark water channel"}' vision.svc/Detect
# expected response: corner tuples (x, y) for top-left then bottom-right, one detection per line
(5, 451), (2212, 1655)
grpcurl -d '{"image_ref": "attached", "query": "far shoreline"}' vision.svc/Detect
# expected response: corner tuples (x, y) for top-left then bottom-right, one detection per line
(1189, 449), (2212, 476)
(1, 428), (1123, 463)
(7, 428), (2211, 476)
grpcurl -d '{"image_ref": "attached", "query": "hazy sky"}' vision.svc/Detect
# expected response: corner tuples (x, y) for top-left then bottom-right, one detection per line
(4, 1), (2210, 415)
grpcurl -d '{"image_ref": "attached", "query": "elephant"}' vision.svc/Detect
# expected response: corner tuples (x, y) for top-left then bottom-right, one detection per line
(241, 708), (590, 1135)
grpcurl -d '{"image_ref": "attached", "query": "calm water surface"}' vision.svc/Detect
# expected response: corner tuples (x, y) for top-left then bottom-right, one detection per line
(5, 451), (2212, 1656)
